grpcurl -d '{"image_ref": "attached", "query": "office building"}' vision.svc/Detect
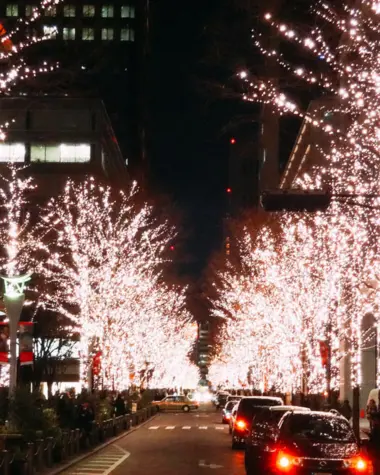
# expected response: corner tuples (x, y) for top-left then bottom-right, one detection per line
(0, 96), (128, 194)
(1, 0), (150, 175)
(197, 321), (211, 378)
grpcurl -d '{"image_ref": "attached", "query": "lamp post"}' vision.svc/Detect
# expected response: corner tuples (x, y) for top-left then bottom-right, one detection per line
(1, 274), (31, 393)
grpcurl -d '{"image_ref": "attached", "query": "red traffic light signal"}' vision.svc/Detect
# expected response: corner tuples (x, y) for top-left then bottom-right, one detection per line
(261, 190), (331, 212)
(230, 138), (236, 144)
(170, 245), (175, 251)
(226, 188), (232, 194)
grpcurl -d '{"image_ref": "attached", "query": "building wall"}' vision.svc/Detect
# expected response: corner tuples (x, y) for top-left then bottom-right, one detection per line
(0, 96), (128, 194)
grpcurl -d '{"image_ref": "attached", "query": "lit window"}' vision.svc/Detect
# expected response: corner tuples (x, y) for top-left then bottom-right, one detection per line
(43, 26), (57, 38)
(44, 5), (56, 16)
(63, 5), (75, 17)
(121, 28), (135, 41)
(83, 5), (95, 17)
(60, 144), (91, 162)
(63, 28), (76, 40)
(0, 143), (25, 163)
(101, 28), (114, 40)
(6, 4), (18, 16)
(101, 5), (114, 17)
(25, 5), (35, 16)
(82, 28), (94, 40)
(121, 5), (135, 18)
(30, 144), (91, 163)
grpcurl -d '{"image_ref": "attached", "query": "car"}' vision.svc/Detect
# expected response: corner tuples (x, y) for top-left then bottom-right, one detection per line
(245, 406), (310, 474)
(226, 395), (243, 404)
(153, 395), (199, 412)
(222, 401), (237, 424)
(215, 392), (230, 409)
(230, 396), (283, 449)
(252, 410), (371, 474)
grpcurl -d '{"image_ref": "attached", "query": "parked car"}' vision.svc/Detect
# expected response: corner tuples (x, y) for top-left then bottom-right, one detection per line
(245, 406), (310, 474)
(222, 401), (237, 424)
(248, 410), (370, 474)
(230, 396), (283, 449)
(153, 395), (199, 412)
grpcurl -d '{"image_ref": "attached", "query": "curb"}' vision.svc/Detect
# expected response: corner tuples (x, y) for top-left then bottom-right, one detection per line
(46, 413), (158, 475)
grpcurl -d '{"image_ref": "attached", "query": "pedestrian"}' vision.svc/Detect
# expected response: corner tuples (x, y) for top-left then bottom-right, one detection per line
(369, 413), (380, 475)
(340, 399), (352, 421)
(368, 399), (378, 431)
(114, 394), (126, 417)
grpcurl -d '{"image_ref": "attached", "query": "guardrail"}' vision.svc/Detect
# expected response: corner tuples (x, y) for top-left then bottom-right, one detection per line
(0, 405), (157, 475)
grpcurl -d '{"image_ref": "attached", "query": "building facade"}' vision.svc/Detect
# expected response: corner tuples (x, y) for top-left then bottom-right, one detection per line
(1, 0), (150, 175)
(0, 96), (128, 193)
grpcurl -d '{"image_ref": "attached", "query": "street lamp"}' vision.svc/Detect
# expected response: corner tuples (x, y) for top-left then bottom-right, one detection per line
(1, 274), (31, 393)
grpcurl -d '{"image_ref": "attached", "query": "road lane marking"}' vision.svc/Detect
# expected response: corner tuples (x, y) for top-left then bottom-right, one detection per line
(199, 426), (208, 429)
(215, 426), (225, 430)
(182, 426), (191, 429)
(165, 426), (175, 429)
(199, 460), (224, 469)
(149, 426), (159, 430)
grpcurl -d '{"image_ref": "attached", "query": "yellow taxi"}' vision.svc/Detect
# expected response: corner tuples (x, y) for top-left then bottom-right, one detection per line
(154, 395), (199, 412)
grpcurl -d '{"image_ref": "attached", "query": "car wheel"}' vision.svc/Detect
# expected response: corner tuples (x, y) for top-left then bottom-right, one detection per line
(182, 405), (190, 412)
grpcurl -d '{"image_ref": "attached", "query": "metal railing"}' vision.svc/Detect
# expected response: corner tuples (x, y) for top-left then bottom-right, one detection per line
(0, 405), (156, 475)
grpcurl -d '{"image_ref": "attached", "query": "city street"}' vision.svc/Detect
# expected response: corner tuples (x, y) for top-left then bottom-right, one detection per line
(61, 408), (246, 475)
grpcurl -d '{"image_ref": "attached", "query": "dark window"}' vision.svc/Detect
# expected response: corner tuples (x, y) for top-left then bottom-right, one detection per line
(286, 415), (355, 442)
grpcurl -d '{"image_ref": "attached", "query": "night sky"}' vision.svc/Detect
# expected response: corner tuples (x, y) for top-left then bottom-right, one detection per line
(148, 0), (311, 276)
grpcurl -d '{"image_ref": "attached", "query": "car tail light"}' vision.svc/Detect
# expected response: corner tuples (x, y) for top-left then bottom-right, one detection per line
(275, 451), (302, 472)
(235, 419), (246, 430)
(225, 414), (231, 420)
(343, 456), (370, 472)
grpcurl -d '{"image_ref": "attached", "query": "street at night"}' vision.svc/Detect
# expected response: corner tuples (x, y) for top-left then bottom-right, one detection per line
(61, 407), (245, 475)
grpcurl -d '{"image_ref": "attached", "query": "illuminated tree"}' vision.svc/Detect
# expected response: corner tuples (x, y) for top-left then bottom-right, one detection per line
(211, 1), (380, 397)
(40, 178), (196, 390)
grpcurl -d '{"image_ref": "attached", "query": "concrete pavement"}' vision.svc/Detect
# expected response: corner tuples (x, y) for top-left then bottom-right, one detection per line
(60, 409), (246, 475)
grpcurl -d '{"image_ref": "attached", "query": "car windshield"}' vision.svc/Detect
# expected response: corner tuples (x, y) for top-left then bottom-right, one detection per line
(287, 415), (355, 442)
(239, 399), (282, 417)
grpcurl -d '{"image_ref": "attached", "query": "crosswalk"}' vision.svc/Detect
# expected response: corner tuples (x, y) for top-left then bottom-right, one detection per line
(148, 425), (227, 431)
(60, 444), (130, 475)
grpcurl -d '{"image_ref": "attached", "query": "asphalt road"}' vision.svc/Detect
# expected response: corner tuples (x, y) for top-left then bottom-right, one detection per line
(61, 408), (246, 475)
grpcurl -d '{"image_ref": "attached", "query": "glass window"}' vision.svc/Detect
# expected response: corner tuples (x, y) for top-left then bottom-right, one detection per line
(287, 415), (355, 443)
(101, 5), (114, 17)
(63, 28), (75, 40)
(43, 26), (57, 38)
(101, 28), (113, 40)
(25, 5), (35, 16)
(30, 144), (91, 163)
(6, 4), (18, 16)
(121, 5), (135, 18)
(121, 28), (135, 42)
(60, 144), (91, 162)
(63, 5), (75, 17)
(82, 28), (94, 40)
(0, 143), (25, 163)
(83, 5), (95, 17)
(44, 5), (56, 16)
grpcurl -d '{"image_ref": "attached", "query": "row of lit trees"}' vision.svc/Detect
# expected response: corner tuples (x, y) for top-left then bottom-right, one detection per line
(0, 168), (198, 391)
(209, 0), (380, 399)
(0, 2), (199, 392)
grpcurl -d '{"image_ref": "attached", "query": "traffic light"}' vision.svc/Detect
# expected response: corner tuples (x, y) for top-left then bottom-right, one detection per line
(261, 190), (331, 212)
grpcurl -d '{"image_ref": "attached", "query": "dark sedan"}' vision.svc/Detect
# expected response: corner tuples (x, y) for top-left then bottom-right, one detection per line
(249, 410), (370, 474)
